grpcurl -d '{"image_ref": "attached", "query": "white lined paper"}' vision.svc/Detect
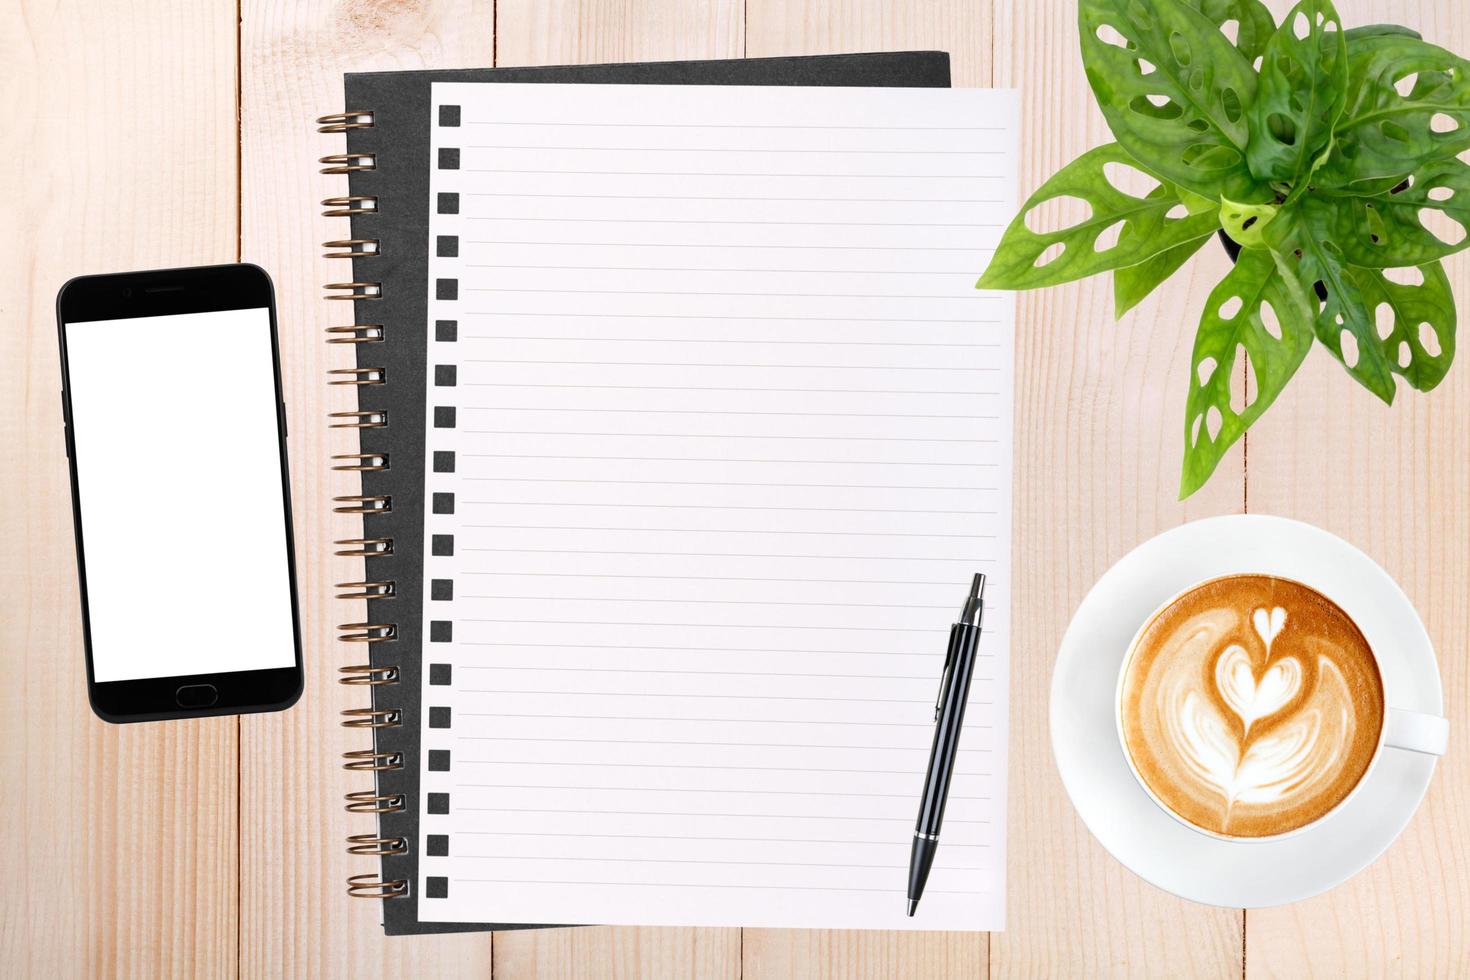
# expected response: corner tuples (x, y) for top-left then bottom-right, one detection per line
(419, 82), (1015, 930)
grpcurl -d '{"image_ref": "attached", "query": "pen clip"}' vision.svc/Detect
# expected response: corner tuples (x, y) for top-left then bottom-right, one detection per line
(934, 637), (956, 721)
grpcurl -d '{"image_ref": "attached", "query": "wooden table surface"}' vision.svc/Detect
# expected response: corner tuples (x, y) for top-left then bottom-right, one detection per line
(3, 0), (1467, 976)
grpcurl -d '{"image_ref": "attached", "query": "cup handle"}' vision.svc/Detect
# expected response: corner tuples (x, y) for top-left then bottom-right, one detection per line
(1384, 707), (1449, 757)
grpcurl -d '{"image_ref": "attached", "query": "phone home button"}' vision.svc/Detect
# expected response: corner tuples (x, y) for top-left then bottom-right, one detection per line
(175, 684), (219, 708)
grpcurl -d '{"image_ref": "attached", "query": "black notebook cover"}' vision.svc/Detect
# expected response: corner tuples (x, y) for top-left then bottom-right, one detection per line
(337, 50), (951, 936)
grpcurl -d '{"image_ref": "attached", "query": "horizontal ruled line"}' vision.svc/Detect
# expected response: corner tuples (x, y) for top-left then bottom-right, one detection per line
(458, 714), (934, 728)
(464, 168), (1002, 179)
(458, 691), (930, 706)
(454, 620), (939, 633)
(455, 735), (991, 752)
(447, 856), (978, 873)
(460, 548), (993, 562)
(463, 196), (1000, 204)
(459, 334), (997, 346)
(454, 829), (990, 848)
(454, 454), (995, 466)
(464, 216), (1001, 229)
(466, 240), (989, 252)
(458, 783), (987, 801)
(457, 759), (991, 778)
(461, 477), (996, 491)
(459, 408), (999, 421)
(461, 313), (998, 324)
(461, 120), (1005, 131)
(454, 807), (987, 824)
(459, 596), (953, 610)
(458, 430), (995, 443)
(455, 666), (933, 680)
(456, 642), (945, 656)
(453, 878), (988, 895)
(462, 360), (996, 370)
(460, 501), (991, 516)
(459, 524), (990, 540)
(465, 144), (1001, 155)
(454, 572), (967, 586)
(464, 385), (998, 396)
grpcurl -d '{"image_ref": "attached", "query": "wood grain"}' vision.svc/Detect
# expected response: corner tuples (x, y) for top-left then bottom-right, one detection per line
(987, 0), (1247, 975)
(1242, 3), (1470, 973)
(6, 1), (1470, 977)
(236, 1), (496, 977)
(0, 1), (239, 977)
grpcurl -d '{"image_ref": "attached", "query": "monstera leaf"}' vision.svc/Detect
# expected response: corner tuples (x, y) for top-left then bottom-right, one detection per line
(1182, 248), (1314, 497)
(1078, 0), (1269, 202)
(977, 144), (1219, 289)
(1317, 159), (1470, 267)
(1351, 261), (1458, 391)
(977, 0), (1468, 498)
(1245, 0), (1348, 185)
(1265, 200), (1397, 401)
(1186, 0), (1277, 63)
(1314, 34), (1470, 192)
(1113, 230), (1215, 317)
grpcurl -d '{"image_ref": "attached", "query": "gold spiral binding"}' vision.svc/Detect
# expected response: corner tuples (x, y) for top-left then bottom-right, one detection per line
(332, 452), (387, 472)
(337, 621), (397, 642)
(325, 323), (384, 343)
(345, 791), (407, 814)
(333, 494), (391, 513)
(320, 153), (376, 174)
(323, 104), (404, 901)
(335, 580), (396, 599)
(342, 749), (404, 772)
(347, 874), (407, 899)
(325, 324), (383, 343)
(317, 110), (373, 133)
(339, 664), (400, 685)
(328, 367), (384, 385)
(321, 196), (377, 217)
(334, 538), (393, 557)
(341, 707), (401, 729)
(324, 281), (382, 300)
(347, 834), (409, 856)
(329, 411), (388, 430)
(323, 240), (381, 260)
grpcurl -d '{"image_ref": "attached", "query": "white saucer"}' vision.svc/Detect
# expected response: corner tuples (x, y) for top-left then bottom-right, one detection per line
(1050, 515), (1444, 908)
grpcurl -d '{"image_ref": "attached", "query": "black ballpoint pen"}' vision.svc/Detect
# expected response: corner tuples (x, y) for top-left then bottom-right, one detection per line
(907, 572), (986, 917)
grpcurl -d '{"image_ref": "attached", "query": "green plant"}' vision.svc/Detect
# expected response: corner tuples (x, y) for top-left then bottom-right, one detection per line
(977, 0), (1469, 497)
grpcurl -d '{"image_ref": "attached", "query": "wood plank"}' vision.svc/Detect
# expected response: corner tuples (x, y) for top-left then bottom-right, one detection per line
(0, 1), (239, 977)
(494, 0), (743, 67)
(741, 929), (985, 980)
(740, 2), (992, 975)
(235, 1), (496, 977)
(1244, 2), (1470, 972)
(489, 1), (742, 974)
(987, 0), (1247, 975)
(745, 0), (991, 87)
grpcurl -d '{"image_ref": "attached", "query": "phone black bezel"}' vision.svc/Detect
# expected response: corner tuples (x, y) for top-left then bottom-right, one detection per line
(56, 263), (304, 723)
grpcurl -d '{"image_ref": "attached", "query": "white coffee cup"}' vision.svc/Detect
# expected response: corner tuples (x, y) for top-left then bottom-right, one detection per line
(1114, 574), (1449, 843)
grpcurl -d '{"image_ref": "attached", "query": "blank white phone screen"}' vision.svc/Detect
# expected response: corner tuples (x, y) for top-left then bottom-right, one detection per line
(65, 307), (296, 682)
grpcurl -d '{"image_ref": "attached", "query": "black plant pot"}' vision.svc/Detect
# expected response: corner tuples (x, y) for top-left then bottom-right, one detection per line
(1217, 228), (1243, 264)
(1218, 228), (1327, 301)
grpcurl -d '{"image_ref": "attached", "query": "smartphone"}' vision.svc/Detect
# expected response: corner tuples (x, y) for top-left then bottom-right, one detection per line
(57, 264), (303, 723)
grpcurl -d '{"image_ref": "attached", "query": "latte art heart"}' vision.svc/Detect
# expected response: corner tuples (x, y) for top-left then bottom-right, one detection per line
(1214, 644), (1301, 731)
(1120, 576), (1384, 838)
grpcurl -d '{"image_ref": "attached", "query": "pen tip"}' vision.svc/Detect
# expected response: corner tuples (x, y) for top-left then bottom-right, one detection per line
(907, 899), (919, 917)
(970, 573), (985, 599)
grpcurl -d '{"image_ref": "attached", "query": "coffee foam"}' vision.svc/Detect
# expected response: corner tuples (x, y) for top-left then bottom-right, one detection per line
(1120, 575), (1384, 838)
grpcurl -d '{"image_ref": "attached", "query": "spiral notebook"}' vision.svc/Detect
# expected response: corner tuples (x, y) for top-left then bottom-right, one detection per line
(323, 52), (1017, 934)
